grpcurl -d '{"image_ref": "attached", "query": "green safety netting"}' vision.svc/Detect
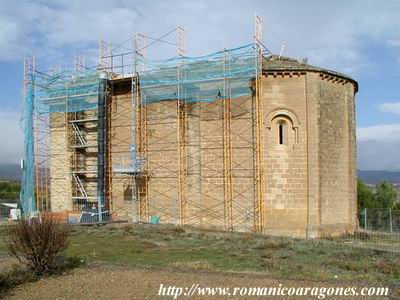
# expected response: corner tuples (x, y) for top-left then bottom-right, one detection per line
(34, 69), (99, 114)
(138, 43), (258, 103)
(20, 44), (258, 215)
(20, 74), (35, 215)
(19, 68), (99, 215)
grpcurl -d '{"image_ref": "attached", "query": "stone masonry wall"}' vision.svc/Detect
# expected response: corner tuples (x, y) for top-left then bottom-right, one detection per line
(316, 74), (357, 236)
(101, 71), (357, 237)
(50, 112), (72, 212)
(262, 73), (308, 236)
(109, 80), (134, 220)
(143, 96), (255, 230)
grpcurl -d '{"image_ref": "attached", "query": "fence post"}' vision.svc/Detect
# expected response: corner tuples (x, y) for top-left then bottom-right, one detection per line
(389, 208), (393, 233)
(364, 208), (367, 230)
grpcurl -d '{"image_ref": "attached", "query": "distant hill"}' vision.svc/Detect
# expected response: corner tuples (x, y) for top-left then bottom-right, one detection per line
(0, 163), (21, 181)
(358, 170), (400, 185)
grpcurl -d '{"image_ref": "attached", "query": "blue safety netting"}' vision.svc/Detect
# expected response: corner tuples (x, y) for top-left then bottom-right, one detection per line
(138, 44), (257, 104)
(34, 69), (99, 114)
(20, 44), (258, 216)
(19, 68), (99, 216)
(20, 74), (35, 215)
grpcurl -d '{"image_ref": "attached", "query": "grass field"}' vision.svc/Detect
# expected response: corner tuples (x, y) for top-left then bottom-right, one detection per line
(0, 223), (399, 284)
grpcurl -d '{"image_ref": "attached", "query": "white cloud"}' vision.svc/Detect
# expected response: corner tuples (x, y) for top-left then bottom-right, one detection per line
(0, 0), (400, 75)
(357, 124), (400, 171)
(379, 102), (400, 115)
(358, 140), (400, 171)
(2, 0), (400, 170)
(0, 112), (23, 164)
(357, 124), (400, 142)
(0, 15), (28, 61)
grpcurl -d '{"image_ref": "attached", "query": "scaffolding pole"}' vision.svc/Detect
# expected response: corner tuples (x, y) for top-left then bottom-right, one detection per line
(135, 33), (149, 222)
(99, 39), (111, 73)
(177, 26), (188, 225)
(74, 55), (85, 72)
(253, 14), (265, 232)
(222, 49), (233, 231)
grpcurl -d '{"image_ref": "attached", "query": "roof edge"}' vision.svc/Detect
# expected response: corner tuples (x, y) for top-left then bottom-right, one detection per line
(262, 55), (358, 93)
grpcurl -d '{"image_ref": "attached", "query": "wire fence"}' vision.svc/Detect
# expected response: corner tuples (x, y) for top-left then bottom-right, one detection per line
(360, 208), (400, 232)
(331, 208), (400, 254)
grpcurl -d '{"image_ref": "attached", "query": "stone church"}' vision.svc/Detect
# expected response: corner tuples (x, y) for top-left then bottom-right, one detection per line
(41, 51), (357, 238)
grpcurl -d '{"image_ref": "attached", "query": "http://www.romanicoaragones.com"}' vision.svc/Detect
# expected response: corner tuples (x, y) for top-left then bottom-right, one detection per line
(158, 283), (389, 299)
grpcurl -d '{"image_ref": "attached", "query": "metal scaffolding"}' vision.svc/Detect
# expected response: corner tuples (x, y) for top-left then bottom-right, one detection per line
(253, 14), (266, 232)
(20, 17), (268, 230)
(20, 52), (101, 223)
(176, 27), (188, 225)
(222, 49), (233, 231)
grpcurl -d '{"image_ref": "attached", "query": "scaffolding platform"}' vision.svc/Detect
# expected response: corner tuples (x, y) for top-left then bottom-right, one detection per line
(113, 145), (145, 174)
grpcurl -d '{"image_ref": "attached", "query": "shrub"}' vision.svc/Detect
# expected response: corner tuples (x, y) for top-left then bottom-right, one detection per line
(5, 214), (71, 275)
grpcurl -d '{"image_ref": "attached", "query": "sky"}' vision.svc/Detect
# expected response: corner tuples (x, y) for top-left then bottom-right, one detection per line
(0, 0), (399, 171)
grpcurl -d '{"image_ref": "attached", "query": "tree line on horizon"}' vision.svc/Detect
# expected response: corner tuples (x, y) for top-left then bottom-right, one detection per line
(0, 180), (398, 211)
(0, 181), (20, 200)
(357, 179), (399, 211)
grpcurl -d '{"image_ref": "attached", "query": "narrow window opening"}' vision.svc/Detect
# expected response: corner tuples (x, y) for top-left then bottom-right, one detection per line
(279, 124), (284, 145)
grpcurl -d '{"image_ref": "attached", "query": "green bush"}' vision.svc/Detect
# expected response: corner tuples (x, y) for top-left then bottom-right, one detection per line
(0, 181), (20, 199)
(358, 179), (398, 210)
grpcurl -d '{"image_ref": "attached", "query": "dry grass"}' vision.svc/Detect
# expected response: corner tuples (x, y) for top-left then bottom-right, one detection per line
(0, 223), (399, 284)
(63, 224), (400, 283)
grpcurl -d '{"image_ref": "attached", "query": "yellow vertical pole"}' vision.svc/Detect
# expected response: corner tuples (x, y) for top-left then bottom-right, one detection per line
(253, 14), (265, 233)
(135, 33), (149, 223)
(222, 49), (233, 231)
(176, 26), (187, 225)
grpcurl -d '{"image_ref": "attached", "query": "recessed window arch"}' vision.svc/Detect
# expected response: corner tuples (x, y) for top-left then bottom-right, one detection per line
(266, 109), (300, 147)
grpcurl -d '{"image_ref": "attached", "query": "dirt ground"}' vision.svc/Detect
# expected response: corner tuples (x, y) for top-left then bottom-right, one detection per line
(4, 265), (399, 300)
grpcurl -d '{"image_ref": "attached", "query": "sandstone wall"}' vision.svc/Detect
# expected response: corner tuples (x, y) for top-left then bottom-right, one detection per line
(109, 80), (135, 220)
(142, 96), (255, 230)
(262, 73), (308, 236)
(316, 74), (357, 236)
(95, 72), (357, 237)
(49, 112), (71, 212)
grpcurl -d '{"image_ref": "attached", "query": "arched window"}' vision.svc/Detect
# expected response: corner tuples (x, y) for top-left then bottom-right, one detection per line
(266, 109), (300, 147)
(278, 120), (287, 145)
